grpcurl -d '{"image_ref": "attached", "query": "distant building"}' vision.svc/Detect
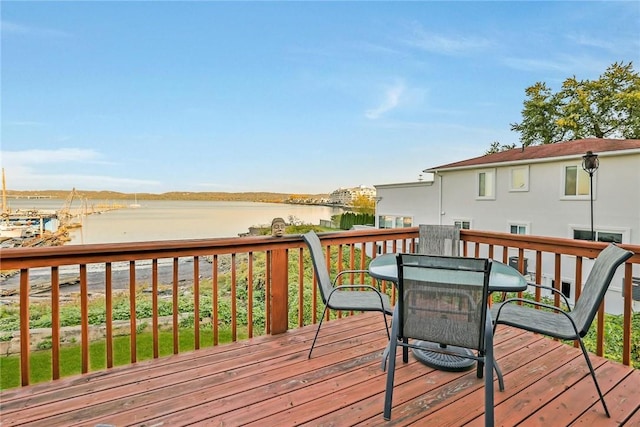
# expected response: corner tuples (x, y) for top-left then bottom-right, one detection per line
(329, 185), (376, 207)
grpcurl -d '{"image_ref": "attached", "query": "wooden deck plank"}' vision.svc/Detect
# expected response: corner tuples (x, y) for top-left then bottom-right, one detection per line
(241, 321), (534, 426)
(104, 340), (386, 426)
(3, 315), (385, 426)
(378, 335), (577, 427)
(565, 368), (640, 426)
(521, 361), (635, 426)
(0, 312), (637, 427)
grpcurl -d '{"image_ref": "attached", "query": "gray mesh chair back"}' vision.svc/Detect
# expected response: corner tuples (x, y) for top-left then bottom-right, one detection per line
(493, 243), (633, 417)
(418, 224), (460, 256)
(384, 253), (499, 426)
(571, 244), (633, 337)
(302, 230), (335, 304)
(302, 231), (392, 358)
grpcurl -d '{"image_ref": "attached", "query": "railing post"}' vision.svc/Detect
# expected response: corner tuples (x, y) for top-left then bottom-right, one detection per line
(270, 248), (289, 334)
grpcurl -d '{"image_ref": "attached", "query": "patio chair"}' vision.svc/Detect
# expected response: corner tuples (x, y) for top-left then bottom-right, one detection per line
(492, 243), (633, 417)
(383, 253), (501, 426)
(418, 224), (460, 256)
(302, 230), (393, 358)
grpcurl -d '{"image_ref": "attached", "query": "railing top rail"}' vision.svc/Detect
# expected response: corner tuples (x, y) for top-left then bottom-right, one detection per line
(2, 227), (638, 269)
(0, 228), (420, 269)
(461, 229), (640, 262)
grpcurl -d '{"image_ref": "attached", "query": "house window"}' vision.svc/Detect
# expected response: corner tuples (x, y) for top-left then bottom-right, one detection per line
(509, 166), (529, 192)
(378, 215), (412, 229)
(573, 229), (623, 244)
(509, 223), (528, 234)
(477, 169), (495, 199)
(563, 165), (591, 198)
(454, 220), (471, 229)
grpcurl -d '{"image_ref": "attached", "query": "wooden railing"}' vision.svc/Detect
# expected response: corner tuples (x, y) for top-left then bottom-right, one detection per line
(0, 228), (638, 387)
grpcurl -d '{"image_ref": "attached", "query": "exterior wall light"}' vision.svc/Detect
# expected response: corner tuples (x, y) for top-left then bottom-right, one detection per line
(581, 151), (599, 241)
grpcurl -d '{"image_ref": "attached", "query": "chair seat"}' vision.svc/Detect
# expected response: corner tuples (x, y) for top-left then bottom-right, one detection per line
(328, 289), (393, 314)
(491, 303), (582, 341)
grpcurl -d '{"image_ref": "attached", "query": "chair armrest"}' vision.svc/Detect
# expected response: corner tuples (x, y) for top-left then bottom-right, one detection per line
(334, 269), (370, 286)
(334, 284), (384, 293)
(500, 297), (568, 315)
(523, 282), (572, 310)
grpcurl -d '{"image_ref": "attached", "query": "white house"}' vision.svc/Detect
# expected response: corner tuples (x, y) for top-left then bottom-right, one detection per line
(374, 138), (640, 314)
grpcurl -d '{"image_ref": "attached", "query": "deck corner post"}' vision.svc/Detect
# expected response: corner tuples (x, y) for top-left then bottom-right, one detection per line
(270, 248), (289, 334)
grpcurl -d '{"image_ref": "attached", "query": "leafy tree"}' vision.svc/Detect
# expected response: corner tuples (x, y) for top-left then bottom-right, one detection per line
(351, 194), (375, 214)
(511, 61), (640, 146)
(485, 141), (516, 155)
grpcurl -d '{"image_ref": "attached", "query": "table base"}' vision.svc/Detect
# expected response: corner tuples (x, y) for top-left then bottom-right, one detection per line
(411, 341), (475, 372)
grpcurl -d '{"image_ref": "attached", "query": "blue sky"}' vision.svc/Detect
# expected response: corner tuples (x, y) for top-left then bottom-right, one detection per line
(2, 1), (639, 194)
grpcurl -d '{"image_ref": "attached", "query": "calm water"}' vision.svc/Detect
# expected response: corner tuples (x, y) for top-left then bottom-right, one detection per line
(6, 199), (343, 245)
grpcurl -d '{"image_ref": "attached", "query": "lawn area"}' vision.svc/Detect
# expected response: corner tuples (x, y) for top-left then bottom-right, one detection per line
(0, 327), (241, 390)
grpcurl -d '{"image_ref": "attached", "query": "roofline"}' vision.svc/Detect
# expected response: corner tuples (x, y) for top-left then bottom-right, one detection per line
(374, 180), (434, 190)
(423, 147), (640, 173)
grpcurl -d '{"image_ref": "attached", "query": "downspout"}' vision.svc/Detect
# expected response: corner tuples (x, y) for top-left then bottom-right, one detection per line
(436, 171), (443, 225)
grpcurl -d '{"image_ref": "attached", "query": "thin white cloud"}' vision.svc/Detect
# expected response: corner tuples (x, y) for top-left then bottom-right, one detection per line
(7, 172), (159, 191)
(3, 148), (101, 165)
(3, 121), (46, 127)
(566, 33), (615, 51)
(404, 25), (492, 56)
(1, 20), (71, 38)
(365, 81), (406, 120)
(0, 148), (157, 191)
(502, 54), (613, 76)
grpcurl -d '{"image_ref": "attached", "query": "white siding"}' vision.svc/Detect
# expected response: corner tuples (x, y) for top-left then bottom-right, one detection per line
(374, 149), (640, 315)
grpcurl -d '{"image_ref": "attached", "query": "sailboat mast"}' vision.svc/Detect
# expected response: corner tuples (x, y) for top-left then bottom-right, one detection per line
(2, 168), (8, 215)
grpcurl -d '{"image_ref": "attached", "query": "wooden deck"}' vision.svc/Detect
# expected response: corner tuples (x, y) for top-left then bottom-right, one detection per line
(1, 312), (638, 426)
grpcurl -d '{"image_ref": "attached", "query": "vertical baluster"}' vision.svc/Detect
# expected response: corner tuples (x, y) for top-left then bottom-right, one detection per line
(622, 263), (632, 366)
(172, 257), (178, 354)
(19, 269), (29, 386)
(194, 255), (200, 350)
(535, 251), (543, 302)
(105, 262), (113, 367)
(212, 254), (219, 346)
(297, 248), (304, 328)
(51, 266), (60, 379)
(80, 264), (89, 373)
(151, 259), (159, 359)
(231, 253), (237, 341)
(265, 251), (271, 334)
(129, 261), (137, 363)
(248, 252), (254, 337)
(553, 253), (562, 308)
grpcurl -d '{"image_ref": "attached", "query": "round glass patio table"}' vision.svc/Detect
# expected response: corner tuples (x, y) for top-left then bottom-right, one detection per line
(369, 253), (528, 371)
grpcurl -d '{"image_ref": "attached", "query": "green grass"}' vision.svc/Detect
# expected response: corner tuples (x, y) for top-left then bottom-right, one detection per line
(0, 327), (244, 390)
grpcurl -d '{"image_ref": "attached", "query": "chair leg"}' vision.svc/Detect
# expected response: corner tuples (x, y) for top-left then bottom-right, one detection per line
(308, 305), (329, 359)
(478, 352), (504, 391)
(493, 356), (504, 392)
(577, 338), (610, 417)
(484, 350), (495, 427)
(382, 312), (390, 339)
(383, 337), (399, 420)
(484, 315), (496, 427)
(382, 306), (399, 371)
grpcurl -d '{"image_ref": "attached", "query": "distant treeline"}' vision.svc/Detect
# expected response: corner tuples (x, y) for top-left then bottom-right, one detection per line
(6, 190), (329, 204)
